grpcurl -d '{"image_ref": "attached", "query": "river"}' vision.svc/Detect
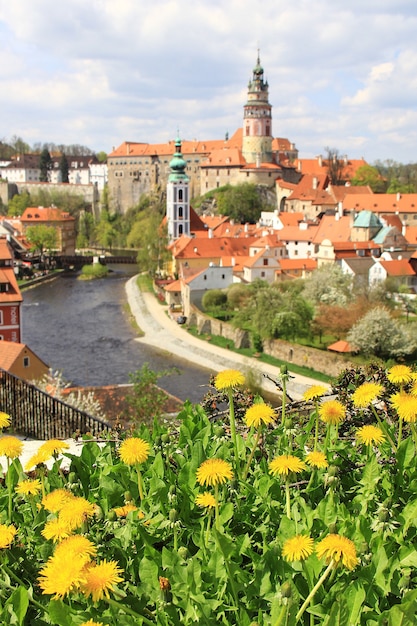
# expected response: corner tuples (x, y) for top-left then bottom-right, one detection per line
(20, 270), (214, 404)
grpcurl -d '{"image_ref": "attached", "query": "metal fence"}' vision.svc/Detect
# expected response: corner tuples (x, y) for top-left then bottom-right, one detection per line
(0, 369), (111, 440)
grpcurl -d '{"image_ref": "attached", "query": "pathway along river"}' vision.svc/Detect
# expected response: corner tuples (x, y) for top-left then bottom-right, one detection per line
(21, 270), (213, 404)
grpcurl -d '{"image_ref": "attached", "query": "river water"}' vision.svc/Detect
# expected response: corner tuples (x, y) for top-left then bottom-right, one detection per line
(20, 270), (213, 404)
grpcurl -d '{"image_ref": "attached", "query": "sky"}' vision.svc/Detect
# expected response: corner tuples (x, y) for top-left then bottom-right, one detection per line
(1, 0), (417, 164)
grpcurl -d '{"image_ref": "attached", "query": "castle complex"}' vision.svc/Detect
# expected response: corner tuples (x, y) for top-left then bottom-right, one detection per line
(107, 54), (299, 214)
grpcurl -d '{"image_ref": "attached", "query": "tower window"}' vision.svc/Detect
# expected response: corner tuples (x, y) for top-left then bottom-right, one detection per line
(178, 206), (183, 218)
(178, 224), (183, 235)
(178, 189), (183, 201)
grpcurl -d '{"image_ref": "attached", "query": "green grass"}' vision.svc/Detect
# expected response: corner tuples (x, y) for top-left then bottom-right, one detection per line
(136, 273), (153, 292)
(79, 263), (109, 279)
(187, 326), (332, 383)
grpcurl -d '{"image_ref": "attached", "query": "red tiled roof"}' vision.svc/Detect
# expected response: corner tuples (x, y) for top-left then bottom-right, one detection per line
(343, 193), (417, 214)
(21, 207), (75, 222)
(379, 259), (416, 276)
(327, 340), (353, 353)
(0, 268), (22, 302)
(0, 341), (26, 370)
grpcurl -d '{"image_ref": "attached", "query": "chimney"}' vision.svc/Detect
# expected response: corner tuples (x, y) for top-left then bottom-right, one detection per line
(318, 155), (322, 167)
(126, 143), (130, 155)
(208, 228), (213, 239)
(397, 192), (401, 201)
(312, 177), (318, 190)
(256, 153), (261, 168)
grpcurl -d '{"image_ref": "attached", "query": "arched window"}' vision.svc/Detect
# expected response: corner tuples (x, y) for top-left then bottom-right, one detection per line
(178, 224), (183, 235)
(178, 189), (183, 201)
(178, 206), (183, 218)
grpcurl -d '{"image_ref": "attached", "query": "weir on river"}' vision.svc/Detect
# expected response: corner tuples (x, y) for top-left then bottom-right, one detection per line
(21, 270), (214, 404)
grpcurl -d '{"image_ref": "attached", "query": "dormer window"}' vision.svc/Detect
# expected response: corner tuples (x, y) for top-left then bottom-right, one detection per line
(0, 283), (9, 293)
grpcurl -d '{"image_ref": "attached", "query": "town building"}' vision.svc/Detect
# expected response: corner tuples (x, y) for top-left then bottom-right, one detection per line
(20, 206), (77, 255)
(107, 54), (299, 214)
(0, 341), (49, 381)
(0, 239), (23, 342)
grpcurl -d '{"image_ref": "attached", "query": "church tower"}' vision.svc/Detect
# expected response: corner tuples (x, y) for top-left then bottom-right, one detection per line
(166, 135), (190, 242)
(242, 52), (273, 165)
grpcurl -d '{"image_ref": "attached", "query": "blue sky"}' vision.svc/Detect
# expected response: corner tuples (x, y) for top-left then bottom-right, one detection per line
(1, 0), (417, 163)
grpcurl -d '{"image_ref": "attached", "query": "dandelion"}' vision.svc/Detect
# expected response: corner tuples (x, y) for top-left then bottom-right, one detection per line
(42, 489), (75, 513)
(0, 523), (17, 549)
(113, 503), (138, 517)
(80, 621), (104, 626)
(39, 439), (70, 456)
(118, 437), (150, 465)
(243, 402), (276, 479)
(303, 386), (328, 402)
(387, 364), (413, 386)
(269, 454), (306, 477)
(214, 369), (245, 391)
(81, 560), (124, 602)
(316, 533), (359, 571)
(318, 400), (346, 426)
(214, 369), (245, 476)
(356, 425), (385, 446)
(38, 554), (87, 598)
(0, 412), (11, 429)
(119, 437), (150, 501)
(59, 496), (96, 531)
(269, 455), (306, 519)
(352, 382), (384, 408)
(391, 392), (417, 423)
(41, 518), (72, 543)
(195, 492), (216, 509)
(305, 450), (328, 469)
(16, 478), (42, 496)
(196, 458), (233, 529)
(296, 534), (359, 623)
(244, 403), (275, 429)
(0, 435), (23, 459)
(24, 448), (51, 471)
(282, 534), (314, 562)
(196, 458), (234, 487)
(54, 535), (97, 562)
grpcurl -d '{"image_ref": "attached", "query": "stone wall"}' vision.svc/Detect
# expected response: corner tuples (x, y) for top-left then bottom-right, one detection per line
(188, 304), (353, 378)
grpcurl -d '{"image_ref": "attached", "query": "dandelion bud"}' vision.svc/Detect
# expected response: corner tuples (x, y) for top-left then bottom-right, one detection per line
(281, 581), (292, 598)
(107, 510), (117, 522)
(124, 491), (133, 503)
(169, 509), (178, 523)
(161, 434), (169, 444)
(328, 465), (339, 477)
(177, 546), (188, 560)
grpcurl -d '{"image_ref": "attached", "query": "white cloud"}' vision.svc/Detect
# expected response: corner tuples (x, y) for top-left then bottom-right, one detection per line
(1, 0), (417, 161)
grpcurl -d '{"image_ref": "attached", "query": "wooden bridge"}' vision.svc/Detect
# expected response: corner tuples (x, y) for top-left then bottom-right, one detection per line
(53, 254), (138, 270)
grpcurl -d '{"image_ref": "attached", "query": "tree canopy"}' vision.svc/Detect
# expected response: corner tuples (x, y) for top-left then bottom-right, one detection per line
(39, 148), (52, 182)
(26, 224), (58, 255)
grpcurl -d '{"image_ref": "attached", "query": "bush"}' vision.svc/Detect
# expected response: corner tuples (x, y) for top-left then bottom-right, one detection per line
(202, 289), (228, 311)
(79, 263), (109, 279)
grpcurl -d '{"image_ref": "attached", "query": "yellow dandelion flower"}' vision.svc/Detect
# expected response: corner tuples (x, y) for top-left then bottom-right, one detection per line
(119, 437), (150, 465)
(24, 448), (51, 471)
(81, 560), (124, 603)
(305, 451), (328, 469)
(214, 369), (245, 391)
(318, 400), (346, 426)
(387, 364), (413, 385)
(80, 621), (104, 626)
(195, 492), (217, 509)
(113, 503), (138, 517)
(54, 535), (97, 562)
(0, 435), (23, 459)
(391, 392), (417, 423)
(410, 376), (417, 397)
(303, 385), (328, 402)
(41, 518), (72, 543)
(282, 534), (314, 562)
(356, 425), (385, 446)
(38, 554), (87, 598)
(0, 523), (17, 549)
(269, 454), (306, 477)
(42, 489), (75, 513)
(39, 439), (70, 456)
(59, 496), (96, 531)
(244, 403), (276, 429)
(0, 412), (11, 428)
(16, 478), (42, 497)
(352, 382), (384, 408)
(316, 533), (358, 570)
(196, 458), (233, 487)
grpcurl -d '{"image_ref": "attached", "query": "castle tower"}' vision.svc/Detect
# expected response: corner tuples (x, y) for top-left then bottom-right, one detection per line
(242, 52), (273, 164)
(166, 135), (190, 242)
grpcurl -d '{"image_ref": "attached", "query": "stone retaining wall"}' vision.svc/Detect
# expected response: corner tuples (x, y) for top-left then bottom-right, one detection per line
(188, 304), (353, 378)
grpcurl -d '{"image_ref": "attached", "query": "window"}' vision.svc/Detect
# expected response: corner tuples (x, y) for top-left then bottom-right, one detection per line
(178, 189), (183, 201)
(178, 224), (183, 235)
(178, 206), (183, 218)
(263, 259), (268, 266)
(0, 311), (3, 325)
(261, 271), (265, 278)
(0, 284), (7, 293)
(23, 356), (30, 368)
(204, 275), (207, 280)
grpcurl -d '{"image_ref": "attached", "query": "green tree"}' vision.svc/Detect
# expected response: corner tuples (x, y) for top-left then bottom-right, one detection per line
(7, 191), (31, 216)
(26, 224), (58, 255)
(347, 306), (417, 359)
(303, 264), (353, 306)
(39, 148), (52, 182)
(216, 183), (270, 223)
(94, 210), (118, 250)
(59, 153), (69, 183)
(96, 151), (107, 163)
(124, 364), (177, 427)
(134, 213), (170, 275)
(77, 211), (95, 249)
(202, 289), (228, 311)
(350, 164), (386, 192)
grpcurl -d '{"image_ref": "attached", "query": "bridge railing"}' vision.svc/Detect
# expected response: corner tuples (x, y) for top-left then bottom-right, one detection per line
(0, 369), (111, 440)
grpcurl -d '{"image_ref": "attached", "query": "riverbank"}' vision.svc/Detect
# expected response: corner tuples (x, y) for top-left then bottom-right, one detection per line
(125, 276), (330, 400)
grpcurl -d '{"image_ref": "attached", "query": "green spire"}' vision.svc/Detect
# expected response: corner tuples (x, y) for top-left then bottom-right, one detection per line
(168, 135), (189, 182)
